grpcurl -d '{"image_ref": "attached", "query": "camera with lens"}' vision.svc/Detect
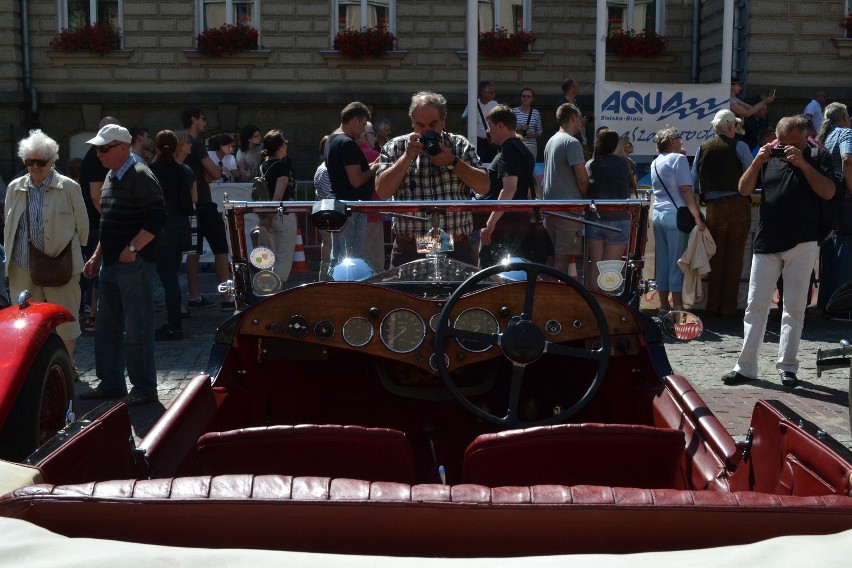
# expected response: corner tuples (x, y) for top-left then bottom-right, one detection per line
(770, 145), (786, 158)
(419, 130), (443, 156)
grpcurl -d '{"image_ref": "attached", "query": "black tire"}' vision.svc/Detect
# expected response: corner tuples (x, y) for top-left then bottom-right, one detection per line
(0, 334), (73, 461)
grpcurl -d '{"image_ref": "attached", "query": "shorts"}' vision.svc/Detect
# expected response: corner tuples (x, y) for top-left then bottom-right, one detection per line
(586, 219), (631, 245)
(195, 202), (229, 255)
(544, 216), (581, 256)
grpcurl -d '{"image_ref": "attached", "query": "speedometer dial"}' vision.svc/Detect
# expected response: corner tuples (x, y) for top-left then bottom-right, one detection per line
(342, 317), (373, 347)
(454, 308), (499, 352)
(380, 309), (426, 353)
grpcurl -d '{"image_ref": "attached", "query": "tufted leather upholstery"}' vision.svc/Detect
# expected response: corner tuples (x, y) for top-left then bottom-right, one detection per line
(2, 476), (851, 556)
(461, 423), (685, 488)
(196, 425), (417, 484)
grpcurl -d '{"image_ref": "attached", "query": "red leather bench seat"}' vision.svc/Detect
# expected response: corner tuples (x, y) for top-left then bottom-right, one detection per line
(2, 475), (851, 556)
(653, 375), (738, 490)
(196, 425), (417, 484)
(462, 423), (686, 488)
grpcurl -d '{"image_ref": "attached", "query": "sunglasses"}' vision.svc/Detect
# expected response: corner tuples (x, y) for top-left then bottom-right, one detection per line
(96, 142), (123, 154)
(25, 158), (51, 167)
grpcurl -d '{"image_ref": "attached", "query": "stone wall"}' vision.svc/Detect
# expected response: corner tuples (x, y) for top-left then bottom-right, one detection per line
(4, 1), (850, 181)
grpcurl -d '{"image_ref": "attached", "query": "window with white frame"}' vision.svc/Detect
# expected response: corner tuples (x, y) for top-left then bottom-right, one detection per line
(198, 0), (259, 30)
(59, 0), (121, 32)
(335, 1), (395, 32)
(606, 1), (663, 35)
(478, 1), (531, 33)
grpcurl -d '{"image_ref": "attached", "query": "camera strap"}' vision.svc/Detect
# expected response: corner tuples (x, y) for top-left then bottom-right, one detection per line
(476, 102), (488, 136)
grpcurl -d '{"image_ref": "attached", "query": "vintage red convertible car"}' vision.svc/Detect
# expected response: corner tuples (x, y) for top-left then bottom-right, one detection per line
(0, 198), (851, 561)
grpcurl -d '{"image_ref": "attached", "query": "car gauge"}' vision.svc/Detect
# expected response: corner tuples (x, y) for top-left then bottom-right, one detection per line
(342, 317), (373, 347)
(454, 308), (499, 352)
(380, 309), (426, 353)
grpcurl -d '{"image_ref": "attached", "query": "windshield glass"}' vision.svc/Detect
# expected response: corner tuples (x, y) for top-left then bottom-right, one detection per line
(215, 190), (649, 307)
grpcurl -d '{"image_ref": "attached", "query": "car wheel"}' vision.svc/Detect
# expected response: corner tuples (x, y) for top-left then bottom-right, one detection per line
(0, 334), (73, 462)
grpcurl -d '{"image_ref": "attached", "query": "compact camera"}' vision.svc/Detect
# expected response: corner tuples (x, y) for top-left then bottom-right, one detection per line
(770, 146), (786, 158)
(419, 130), (443, 156)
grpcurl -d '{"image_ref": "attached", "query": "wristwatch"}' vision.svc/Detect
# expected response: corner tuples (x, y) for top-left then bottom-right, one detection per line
(128, 244), (138, 253)
(447, 157), (459, 171)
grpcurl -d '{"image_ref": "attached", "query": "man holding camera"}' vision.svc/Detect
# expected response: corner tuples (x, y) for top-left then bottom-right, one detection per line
(376, 91), (489, 267)
(722, 115), (836, 388)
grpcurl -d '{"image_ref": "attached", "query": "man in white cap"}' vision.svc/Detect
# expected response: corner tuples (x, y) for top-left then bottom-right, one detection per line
(691, 109), (753, 318)
(80, 124), (166, 406)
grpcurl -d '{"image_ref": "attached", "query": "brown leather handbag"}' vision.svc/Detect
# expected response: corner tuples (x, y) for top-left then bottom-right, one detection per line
(28, 240), (73, 287)
(26, 187), (73, 287)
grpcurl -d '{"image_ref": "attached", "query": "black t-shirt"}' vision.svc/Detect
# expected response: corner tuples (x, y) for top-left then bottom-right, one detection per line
(324, 133), (373, 201)
(185, 134), (212, 205)
(78, 146), (107, 244)
(260, 158), (296, 201)
(150, 161), (195, 217)
(485, 138), (535, 236)
(754, 147), (834, 254)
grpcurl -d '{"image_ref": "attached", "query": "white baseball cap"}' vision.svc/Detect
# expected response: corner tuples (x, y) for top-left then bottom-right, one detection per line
(86, 124), (132, 146)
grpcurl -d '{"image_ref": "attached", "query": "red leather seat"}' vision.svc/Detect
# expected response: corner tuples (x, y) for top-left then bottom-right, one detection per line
(462, 423), (685, 489)
(196, 424), (417, 484)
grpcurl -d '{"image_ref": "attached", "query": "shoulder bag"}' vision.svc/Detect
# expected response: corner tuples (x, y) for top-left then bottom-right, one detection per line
(653, 162), (702, 234)
(26, 186), (73, 287)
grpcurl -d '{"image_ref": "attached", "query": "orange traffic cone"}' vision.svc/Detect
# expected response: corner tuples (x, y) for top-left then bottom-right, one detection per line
(291, 228), (310, 273)
(567, 256), (579, 280)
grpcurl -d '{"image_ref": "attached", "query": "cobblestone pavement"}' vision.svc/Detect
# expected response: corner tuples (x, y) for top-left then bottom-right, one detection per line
(72, 270), (852, 451)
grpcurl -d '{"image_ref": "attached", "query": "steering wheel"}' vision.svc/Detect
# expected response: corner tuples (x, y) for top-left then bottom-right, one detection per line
(432, 261), (611, 427)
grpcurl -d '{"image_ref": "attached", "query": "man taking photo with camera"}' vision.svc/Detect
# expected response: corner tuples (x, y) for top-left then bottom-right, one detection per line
(722, 115), (837, 388)
(376, 91), (489, 267)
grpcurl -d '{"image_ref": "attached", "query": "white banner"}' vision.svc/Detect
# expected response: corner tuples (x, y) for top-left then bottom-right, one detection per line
(595, 82), (730, 156)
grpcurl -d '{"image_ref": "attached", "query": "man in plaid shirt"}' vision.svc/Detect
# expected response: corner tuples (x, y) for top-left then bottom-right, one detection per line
(376, 91), (489, 267)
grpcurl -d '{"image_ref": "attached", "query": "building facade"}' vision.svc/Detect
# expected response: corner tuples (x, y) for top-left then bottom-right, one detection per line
(2, 1), (851, 180)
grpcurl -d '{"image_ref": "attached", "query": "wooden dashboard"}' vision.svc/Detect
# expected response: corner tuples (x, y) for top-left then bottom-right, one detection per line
(236, 281), (642, 374)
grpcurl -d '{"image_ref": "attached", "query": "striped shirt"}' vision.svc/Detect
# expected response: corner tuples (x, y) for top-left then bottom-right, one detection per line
(377, 132), (484, 238)
(12, 171), (52, 270)
(512, 107), (543, 157)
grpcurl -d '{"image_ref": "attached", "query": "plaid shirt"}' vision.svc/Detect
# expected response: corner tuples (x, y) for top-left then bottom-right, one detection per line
(824, 126), (852, 176)
(377, 132), (484, 238)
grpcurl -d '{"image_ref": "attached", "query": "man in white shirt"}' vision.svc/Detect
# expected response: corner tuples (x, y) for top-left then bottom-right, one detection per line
(804, 90), (827, 133)
(461, 81), (499, 164)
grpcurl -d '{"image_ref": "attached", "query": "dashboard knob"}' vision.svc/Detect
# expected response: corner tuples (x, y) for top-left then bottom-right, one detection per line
(286, 316), (309, 338)
(369, 307), (380, 318)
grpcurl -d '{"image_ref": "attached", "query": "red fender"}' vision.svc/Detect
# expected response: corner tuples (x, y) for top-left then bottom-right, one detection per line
(0, 302), (75, 428)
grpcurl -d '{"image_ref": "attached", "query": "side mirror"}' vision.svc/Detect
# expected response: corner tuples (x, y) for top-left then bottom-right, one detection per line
(660, 310), (703, 341)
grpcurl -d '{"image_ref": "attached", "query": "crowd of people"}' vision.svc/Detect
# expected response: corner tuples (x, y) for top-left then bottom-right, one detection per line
(1, 79), (849, 405)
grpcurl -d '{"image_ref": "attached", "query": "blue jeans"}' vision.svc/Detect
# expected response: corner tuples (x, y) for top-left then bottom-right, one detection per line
(95, 257), (157, 395)
(653, 208), (688, 293)
(331, 211), (368, 265)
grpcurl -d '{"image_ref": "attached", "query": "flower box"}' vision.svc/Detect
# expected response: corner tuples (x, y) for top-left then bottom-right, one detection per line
(196, 23), (259, 57)
(606, 29), (667, 59)
(49, 23), (121, 54)
(333, 27), (397, 59)
(479, 28), (535, 60)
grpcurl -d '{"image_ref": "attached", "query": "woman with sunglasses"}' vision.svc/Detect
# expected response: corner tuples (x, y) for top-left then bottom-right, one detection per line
(650, 127), (705, 314)
(512, 88), (543, 160)
(4, 129), (89, 365)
